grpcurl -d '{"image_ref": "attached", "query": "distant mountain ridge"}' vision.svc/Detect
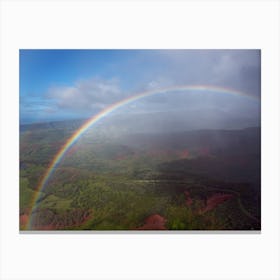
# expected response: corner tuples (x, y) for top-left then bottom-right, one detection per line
(20, 118), (85, 132)
(20, 108), (260, 135)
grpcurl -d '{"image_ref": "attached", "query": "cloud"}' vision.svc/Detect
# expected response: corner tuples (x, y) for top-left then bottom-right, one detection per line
(21, 50), (261, 124)
(156, 49), (261, 97)
(146, 76), (175, 90)
(46, 74), (176, 115)
(211, 50), (261, 96)
(47, 77), (124, 113)
(45, 50), (261, 115)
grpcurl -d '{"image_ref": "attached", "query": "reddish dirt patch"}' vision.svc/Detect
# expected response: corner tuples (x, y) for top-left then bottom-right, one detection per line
(186, 197), (193, 206)
(137, 214), (167, 230)
(184, 191), (193, 206)
(20, 214), (29, 228)
(200, 193), (233, 214)
(184, 190), (190, 196)
(179, 149), (189, 159)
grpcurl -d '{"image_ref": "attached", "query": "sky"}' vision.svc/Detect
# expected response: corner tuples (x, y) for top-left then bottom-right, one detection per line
(20, 49), (261, 124)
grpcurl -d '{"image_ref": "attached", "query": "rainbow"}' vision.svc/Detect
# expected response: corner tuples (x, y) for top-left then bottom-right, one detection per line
(26, 84), (259, 229)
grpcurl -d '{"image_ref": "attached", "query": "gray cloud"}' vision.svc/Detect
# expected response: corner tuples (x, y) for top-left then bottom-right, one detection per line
(47, 77), (125, 113)
(43, 50), (260, 120)
(152, 49), (261, 97)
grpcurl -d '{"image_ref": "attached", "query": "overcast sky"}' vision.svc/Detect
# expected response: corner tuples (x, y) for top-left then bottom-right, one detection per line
(20, 49), (261, 124)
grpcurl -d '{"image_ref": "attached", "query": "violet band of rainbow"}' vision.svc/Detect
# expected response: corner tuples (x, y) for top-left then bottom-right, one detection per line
(26, 84), (260, 229)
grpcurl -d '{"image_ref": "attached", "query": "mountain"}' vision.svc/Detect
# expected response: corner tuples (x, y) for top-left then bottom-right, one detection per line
(94, 108), (260, 134)
(20, 108), (260, 135)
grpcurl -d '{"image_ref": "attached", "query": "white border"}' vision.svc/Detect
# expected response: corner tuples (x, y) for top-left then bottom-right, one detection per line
(1, 1), (279, 280)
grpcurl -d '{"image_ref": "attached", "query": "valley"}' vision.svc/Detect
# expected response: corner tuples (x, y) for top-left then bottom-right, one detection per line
(20, 119), (261, 230)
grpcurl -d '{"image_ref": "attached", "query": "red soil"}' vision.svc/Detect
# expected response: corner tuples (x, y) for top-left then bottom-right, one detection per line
(186, 197), (193, 206)
(200, 193), (233, 214)
(137, 214), (167, 230)
(184, 190), (190, 197)
(184, 191), (193, 206)
(20, 214), (29, 228)
(179, 149), (189, 159)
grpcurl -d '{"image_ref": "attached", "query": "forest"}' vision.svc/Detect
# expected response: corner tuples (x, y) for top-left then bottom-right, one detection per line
(20, 119), (261, 230)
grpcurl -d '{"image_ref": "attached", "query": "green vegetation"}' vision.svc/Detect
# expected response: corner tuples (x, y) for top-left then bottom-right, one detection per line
(20, 123), (261, 230)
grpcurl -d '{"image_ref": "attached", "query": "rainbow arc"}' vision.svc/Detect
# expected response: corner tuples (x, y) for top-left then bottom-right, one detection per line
(26, 85), (259, 229)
